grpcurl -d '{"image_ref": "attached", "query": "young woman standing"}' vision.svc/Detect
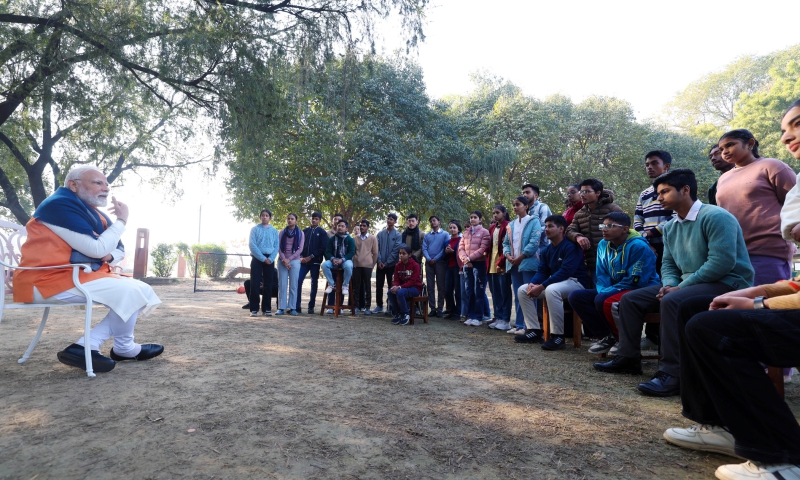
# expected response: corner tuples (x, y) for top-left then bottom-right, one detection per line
(443, 220), (462, 319)
(502, 196), (543, 333)
(458, 211), (490, 326)
(716, 129), (797, 285)
(248, 209), (279, 316)
(277, 213), (304, 316)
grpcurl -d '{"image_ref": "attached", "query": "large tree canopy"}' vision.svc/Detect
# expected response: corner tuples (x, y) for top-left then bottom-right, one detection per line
(224, 54), (471, 227)
(0, 0), (428, 223)
(442, 75), (710, 215)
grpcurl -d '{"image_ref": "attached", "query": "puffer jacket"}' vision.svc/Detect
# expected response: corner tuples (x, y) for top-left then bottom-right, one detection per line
(595, 229), (660, 294)
(565, 189), (623, 270)
(458, 225), (490, 265)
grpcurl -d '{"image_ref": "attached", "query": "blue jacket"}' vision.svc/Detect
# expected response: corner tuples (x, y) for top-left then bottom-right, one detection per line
(529, 239), (591, 288)
(595, 230), (660, 294)
(502, 216), (542, 272)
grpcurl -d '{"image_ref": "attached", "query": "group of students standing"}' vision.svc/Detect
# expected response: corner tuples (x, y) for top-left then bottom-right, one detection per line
(246, 99), (800, 480)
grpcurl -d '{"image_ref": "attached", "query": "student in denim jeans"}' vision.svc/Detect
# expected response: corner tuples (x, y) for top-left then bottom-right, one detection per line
(458, 211), (491, 327)
(443, 220), (462, 319)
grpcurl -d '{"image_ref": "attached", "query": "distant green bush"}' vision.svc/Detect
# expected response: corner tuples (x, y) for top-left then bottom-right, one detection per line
(191, 243), (227, 278)
(151, 243), (177, 277)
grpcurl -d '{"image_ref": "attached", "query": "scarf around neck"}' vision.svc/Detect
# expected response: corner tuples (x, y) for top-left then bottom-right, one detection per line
(33, 187), (124, 271)
(402, 226), (421, 251)
(334, 232), (349, 258)
(281, 225), (300, 253)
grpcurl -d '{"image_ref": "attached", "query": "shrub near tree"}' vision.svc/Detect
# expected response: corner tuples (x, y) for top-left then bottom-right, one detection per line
(191, 244), (227, 278)
(151, 243), (177, 277)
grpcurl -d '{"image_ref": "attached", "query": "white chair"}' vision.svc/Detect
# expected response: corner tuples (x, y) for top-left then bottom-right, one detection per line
(0, 219), (98, 377)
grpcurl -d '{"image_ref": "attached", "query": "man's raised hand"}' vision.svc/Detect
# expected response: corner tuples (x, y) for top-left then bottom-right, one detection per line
(110, 196), (129, 223)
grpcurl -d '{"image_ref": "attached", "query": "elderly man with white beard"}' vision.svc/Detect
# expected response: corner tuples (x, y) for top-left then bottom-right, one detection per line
(14, 165), (163, 373)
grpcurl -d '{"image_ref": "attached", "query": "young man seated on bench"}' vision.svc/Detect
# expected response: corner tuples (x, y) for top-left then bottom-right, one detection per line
(515, 215), (591, 349)
(594, 169), (754, 398)
(567, 212), (660, 355)
(322, 220), (356, 296)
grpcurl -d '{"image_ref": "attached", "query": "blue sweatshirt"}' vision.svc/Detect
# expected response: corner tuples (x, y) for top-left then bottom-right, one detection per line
(422, 228), (450, 262)
(595, 230), (660, 294)
(249, 224), (279, 262)
(529, 238), (590, 288)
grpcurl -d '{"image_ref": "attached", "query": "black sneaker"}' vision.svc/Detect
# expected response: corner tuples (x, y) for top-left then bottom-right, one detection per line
(541, 334), (566, 351)
(399, 314), (410, 325)
(514, 329), (543, 344)
(308, 308), (315, 314)
(391, 314), (403, 325)
(588, 335), (617, 355)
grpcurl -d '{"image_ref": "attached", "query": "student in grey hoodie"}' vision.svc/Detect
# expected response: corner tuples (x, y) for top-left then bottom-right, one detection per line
(372, 213), (402, 314)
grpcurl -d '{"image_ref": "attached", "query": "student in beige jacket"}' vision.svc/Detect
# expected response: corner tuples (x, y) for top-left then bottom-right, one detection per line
(352, 219), (379, 314)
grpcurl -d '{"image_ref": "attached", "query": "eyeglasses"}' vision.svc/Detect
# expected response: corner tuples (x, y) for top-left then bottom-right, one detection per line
(598, 223), (626, 230)
(579, 190), (595, 195)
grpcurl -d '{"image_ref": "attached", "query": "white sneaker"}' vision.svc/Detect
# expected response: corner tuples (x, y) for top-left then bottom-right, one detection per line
(493, 321), (512, 331)
(715, 461), (800, 480)
(324, 285), (335, 294)
(326, 309), (334, 314)
(663, 424), (737, 457)
(342, 286), (349, 295)
(466, 319), (481, 326)
(487, 320), (499, 329)
(507, 327), (521, 334)
(609, 342), (619, 355)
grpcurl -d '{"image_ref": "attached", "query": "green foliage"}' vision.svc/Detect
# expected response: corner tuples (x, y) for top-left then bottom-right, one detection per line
(150, 243), (177, 278)
(442, 75), (709, 216)
(667, 44), (800, 171)
(666, 44), (800, 148)
(223, 53), (471, 226)
(0, 0), (428, 223)
(733, 62), (800, 168)
(191, 243), (227, 278)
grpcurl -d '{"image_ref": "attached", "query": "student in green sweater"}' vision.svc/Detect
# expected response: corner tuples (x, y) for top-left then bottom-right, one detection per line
(322, 220), (357, 296)
(594, 169), (754, 398)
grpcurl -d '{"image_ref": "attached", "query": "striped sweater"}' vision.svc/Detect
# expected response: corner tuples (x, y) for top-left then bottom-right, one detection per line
(633, 186), (675, 245)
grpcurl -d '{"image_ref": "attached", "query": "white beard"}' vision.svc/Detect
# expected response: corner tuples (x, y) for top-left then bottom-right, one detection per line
(78, 191), (107, 207)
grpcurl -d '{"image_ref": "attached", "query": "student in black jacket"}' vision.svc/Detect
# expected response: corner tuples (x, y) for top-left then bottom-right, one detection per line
(295, 212), (328, 314)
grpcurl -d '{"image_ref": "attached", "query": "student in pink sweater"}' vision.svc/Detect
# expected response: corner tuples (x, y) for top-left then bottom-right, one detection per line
(716, 129), (797, 285)
(458, 211), (491, 326)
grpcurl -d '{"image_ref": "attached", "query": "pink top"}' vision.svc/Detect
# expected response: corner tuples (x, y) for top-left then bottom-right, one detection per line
(716, 157), (797, 261)
(278, 228), (305, 262)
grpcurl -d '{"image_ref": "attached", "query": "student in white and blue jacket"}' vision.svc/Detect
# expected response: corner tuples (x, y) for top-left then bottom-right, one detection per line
(500, 196), (543, 332)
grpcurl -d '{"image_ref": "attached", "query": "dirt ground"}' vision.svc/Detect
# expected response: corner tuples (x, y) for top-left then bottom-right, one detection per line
(1, 279), (797, 479)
